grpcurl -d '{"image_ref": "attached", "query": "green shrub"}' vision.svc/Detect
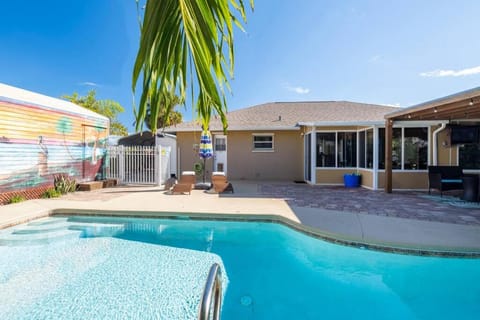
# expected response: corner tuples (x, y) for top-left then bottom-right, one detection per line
(8, 195), (26, 204)
(193, 162), (204, 175)
(54, 174), (77, 194)
(41, 188), (62, 198)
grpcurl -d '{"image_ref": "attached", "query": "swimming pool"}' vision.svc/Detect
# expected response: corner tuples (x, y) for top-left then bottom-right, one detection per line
(1, 215), (479, 319)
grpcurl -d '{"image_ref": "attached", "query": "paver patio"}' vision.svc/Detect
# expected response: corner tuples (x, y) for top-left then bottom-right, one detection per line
(258, 183), (480, 226)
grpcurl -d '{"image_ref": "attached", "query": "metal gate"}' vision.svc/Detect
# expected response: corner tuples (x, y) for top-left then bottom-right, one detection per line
(106, 145), (171, 185)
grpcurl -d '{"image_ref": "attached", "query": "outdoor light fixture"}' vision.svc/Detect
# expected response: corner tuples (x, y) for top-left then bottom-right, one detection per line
(469, 98), (474, 106)
(407, 114), (411, 119)
(434, 107), (438, 113)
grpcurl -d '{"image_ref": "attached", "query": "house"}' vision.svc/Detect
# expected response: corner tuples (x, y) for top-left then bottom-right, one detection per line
(0, 83), (109, 203)
(166, 87), (480, 190)
(166, 101), (396, 186)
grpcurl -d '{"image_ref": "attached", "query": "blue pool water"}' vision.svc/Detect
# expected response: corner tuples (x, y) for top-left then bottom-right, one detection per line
(0, 215), (479, 320)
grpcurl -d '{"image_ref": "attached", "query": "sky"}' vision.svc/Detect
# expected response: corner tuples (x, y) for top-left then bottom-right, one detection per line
(1, 0), (479, 133)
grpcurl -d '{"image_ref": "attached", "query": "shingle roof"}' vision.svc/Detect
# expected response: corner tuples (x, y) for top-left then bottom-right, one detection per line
(165, 101), (399, 132)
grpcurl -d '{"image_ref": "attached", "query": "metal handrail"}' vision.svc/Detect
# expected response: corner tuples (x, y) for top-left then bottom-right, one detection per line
(198, 263), (223, 320)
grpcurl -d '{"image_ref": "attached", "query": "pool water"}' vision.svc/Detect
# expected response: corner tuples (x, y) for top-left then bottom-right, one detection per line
(1, 216), (479, 320)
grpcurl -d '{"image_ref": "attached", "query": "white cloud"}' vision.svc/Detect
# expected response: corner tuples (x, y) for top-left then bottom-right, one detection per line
(420, 65), (480, 77)
(79, 81), (100, 87)
(285, 84), (310, 94)
(383, 103), (402, 108)
(369, 55), (382, 63)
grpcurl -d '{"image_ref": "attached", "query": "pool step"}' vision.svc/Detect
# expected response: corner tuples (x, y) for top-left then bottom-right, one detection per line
(1, 220), (126, 246)
(12, 219), (78, 234)
(12, 223), (71, 234)
(12, 222), (124, 235)
(0, 229), (83, 246)
(69, 223), (124, 237)
(27, 217), (69, 226)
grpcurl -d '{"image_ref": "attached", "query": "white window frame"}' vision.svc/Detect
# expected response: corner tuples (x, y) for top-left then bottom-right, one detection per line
(252, 133), (274, 152)
(356, 127), (375, 171)
(316, 130), (358, 169)
(377, 125), (430, 172)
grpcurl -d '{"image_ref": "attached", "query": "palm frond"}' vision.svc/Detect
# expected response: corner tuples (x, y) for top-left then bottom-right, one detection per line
(133, 0), (253, 133)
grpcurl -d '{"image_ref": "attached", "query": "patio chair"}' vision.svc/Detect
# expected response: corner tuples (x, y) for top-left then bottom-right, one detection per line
(211, 172), (234, 194)
(171, 171), (196, 195)
(428, 166), (463, 196)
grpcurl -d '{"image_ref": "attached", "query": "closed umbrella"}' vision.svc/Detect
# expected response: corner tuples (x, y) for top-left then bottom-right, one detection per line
(199, 129), (213, 184)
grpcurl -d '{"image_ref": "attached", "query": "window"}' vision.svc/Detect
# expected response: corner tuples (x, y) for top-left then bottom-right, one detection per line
(404, 128), (428, 170)
(358, 129), (373, 169)
(316, 132), (357, 168)
(337, 132), (357, 167)
(253, 134), (274, 151)
(359, 131), (365, 168)
(378, 128), (402, 170)
(214, 137), (226, 151)
(366, 129), (374, 169)
(305, 133), (312, 180)
(459, 143), (480, 169)
(316, 133), (335, 167)
(378, 127), (428, 170)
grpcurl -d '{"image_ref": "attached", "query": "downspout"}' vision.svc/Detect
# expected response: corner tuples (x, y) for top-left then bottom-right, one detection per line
(432, 123), (446, 165)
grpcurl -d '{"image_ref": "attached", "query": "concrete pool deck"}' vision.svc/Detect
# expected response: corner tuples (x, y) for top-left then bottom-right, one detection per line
(1, 181), (479, 255)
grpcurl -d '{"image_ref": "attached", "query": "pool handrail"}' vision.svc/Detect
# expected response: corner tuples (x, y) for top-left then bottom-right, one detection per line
(198, 263), (223, 320)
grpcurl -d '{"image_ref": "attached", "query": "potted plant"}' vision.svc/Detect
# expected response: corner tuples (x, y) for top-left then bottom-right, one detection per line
(344, 172), (361, 188)
(193, 162), (204, 178)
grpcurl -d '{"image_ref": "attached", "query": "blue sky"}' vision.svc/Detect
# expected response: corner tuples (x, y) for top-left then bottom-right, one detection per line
(1, 1), (479, 132)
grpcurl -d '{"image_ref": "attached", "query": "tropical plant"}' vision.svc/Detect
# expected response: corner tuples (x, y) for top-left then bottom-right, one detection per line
(62, 90), (129, 136)
(132, 0), (254, 134)
(41, 188), (62, 198)
(54, 174), (77, 194)
(144, 90), (183, 130)
(8, 195), (26, 204)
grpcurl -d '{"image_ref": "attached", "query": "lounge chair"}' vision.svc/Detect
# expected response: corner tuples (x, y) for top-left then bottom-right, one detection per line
(171, 171), (196, 195)
(211, 172), (234, 193)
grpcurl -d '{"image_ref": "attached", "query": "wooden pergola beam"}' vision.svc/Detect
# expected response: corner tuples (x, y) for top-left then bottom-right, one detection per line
(397, 103), (480, 120)
(386, 94), (480, 122)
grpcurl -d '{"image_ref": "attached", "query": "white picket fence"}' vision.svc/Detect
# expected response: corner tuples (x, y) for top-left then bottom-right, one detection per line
(106, 145), (171, 185)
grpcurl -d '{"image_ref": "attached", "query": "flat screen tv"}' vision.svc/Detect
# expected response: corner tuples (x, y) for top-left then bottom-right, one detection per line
(450, 125), (479, 145)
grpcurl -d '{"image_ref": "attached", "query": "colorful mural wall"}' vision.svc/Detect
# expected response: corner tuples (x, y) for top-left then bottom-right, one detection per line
(0, 86), (109, 196)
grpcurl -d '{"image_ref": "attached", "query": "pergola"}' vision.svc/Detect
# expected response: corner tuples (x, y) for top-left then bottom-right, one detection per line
(384, 87), (480, 193)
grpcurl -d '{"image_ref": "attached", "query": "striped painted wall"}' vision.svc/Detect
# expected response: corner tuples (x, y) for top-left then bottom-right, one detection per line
(0, 84), (109, 195)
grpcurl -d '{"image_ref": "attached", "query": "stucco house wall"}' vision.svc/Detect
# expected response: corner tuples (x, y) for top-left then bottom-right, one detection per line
(226, 130), (303, 180)
(176, 130), (303, 181)
(176, 131), (207, 178)
(436, 127), (459, 166)
(377, 172), (429, 190)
